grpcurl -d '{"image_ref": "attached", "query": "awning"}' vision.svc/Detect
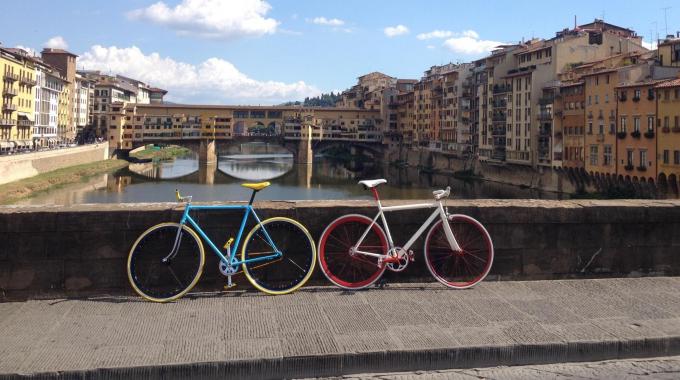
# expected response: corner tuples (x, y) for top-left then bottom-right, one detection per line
(0, 142), (11, 149)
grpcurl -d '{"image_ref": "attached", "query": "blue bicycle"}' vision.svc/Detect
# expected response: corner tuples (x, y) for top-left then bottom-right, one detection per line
(126, 182), (317, 302)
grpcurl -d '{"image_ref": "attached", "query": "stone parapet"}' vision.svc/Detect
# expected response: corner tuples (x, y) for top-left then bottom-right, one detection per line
(1, 199), (679, 300)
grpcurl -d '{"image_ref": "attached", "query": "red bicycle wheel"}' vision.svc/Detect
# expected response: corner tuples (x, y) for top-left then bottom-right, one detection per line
(318, 214), (388, 289)
(424, 214), (493, 288)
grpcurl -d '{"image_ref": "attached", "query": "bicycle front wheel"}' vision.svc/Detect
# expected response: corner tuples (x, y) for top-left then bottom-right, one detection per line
(424, 215), (493, 289)
(241, 217), (316, 295)
(127, 223), (205, 302)
(318, 214), (388, 290)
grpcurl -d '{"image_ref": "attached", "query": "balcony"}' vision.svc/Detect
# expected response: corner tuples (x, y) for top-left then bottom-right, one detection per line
(492, 113), (507, 122)
(644, 130), (655, 139)
(632, 96), (641, 102)
(538, 96), (555, 106)
(17, 119), (34, 127)
(492, 100), (507, 108)
(624, 164), (634, 171)
(630, 130), (641, 139)
(619, 94), (627, 102)
(2, 87), (18, 97)
(0, 118), (13, 126)
(636, 166), (647, 172)
(19, 77), (36, 86)
(617, 131), (627, 139)
(2, 103), (17, 112)
(3, 72), (18, 82)
(492, 127), (506, 136)
(663, 126), (671, 133)
(674, 127), (680, 133)
(538, 112), (553, 121)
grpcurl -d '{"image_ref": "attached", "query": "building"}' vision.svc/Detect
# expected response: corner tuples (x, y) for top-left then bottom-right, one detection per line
(0, 47), (36, 153)
(33, 60), (66, 148)
(107, 104), (382, 152)
(658, 33), (680, 67)
(559, 82), (586, 169)
(655, 77), (680, 188)
(41, 48), (77, 143)
(73, 74), (92, 138)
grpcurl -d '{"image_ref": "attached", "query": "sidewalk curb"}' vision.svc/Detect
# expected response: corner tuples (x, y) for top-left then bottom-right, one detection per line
(3, 336), (680, 379)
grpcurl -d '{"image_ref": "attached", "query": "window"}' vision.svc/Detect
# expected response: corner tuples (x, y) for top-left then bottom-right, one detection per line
(640, 150), (647, 168)
(599, 122), (604, 135)
(588, 122), (593, 134)
(676, 151), (680, 165)
(633, 117), (640, 132)
(664, 150), (670, 164)
(626, 149), (634, 166)
(590, 145), (598, 166)
(648, 116), (655, 131)
(595, 95), (599, 104)
(620, 116), (627, 132)
(604, 145), (612, 166)
(634, 89), (641, 100)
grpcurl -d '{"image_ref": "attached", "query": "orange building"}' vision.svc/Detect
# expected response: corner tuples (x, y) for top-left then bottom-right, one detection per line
(583, 69), (618, 176)
(655, 78), (680, 189)
(560, 82), (585, 169)
(615, 81), (658, 182)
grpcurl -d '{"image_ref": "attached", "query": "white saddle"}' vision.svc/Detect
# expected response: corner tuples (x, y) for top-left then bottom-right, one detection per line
(358, 179), (387, 188)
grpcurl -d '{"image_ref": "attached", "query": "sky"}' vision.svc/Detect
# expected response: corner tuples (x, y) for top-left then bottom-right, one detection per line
(1, 0), (678, 104)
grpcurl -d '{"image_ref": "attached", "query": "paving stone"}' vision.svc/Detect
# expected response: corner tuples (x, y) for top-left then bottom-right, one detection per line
(2, 278), (680, 378)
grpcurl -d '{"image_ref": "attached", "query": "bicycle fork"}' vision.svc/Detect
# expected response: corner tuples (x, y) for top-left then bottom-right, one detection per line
(438, 203), (462, 252)
(162, 224), (185, 263)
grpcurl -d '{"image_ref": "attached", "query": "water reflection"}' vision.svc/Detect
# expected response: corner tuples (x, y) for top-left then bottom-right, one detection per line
(15, 143), (566, 205)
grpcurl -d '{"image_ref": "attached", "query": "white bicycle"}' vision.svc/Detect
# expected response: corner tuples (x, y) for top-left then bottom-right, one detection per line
(317, 179), (494, 289)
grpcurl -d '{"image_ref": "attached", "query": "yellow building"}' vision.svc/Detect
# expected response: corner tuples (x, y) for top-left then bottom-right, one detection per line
(655, 78), (680, 188)
(1, 47), (36, 152)
(658, 35), (680, 67)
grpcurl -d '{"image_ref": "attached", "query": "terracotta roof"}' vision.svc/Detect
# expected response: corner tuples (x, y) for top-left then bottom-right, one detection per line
(655, 79), (680, 88)
(41, 48), (78, 57)
(616, 80), (664, 89)
(579, 68), (618, 77)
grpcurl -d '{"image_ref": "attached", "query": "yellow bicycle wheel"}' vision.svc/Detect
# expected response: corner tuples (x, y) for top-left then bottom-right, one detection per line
(241, 217), (316, 295)
(127, 222), (205, 302)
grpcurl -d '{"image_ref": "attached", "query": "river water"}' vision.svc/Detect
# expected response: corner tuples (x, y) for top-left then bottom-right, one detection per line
(16, 143), (560, 205)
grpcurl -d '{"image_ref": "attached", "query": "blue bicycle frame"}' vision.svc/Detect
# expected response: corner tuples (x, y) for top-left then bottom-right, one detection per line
(178, 202), (281, 268)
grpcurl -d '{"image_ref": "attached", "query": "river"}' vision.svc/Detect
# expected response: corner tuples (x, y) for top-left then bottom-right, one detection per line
(16, 143), (561, 205)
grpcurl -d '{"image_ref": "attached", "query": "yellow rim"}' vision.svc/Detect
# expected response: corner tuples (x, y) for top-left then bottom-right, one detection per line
(127, 222), (205, 303)
(241, 217), (316, 295)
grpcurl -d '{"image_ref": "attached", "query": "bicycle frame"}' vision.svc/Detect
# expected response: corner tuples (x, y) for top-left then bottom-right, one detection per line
(174, 203), (281, 267)
(353, 198), (461, 259)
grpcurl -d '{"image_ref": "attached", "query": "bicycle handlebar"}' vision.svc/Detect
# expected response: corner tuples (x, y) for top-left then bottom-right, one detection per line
(175, 189), (192, 203)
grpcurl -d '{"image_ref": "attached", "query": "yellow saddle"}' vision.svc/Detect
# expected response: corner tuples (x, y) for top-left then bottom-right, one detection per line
(241, 181), (271, 191)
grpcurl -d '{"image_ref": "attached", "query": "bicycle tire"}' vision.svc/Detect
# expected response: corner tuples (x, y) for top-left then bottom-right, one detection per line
(241, 217), (316, 295)
(127, 222), (205, 302)
(424, 214), (493, 289)
(318, 214), (388, 290)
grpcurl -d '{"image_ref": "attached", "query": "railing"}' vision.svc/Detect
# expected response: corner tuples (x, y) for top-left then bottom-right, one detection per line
(538, 112), (553, 121)
(630, 130), (641, 139)
(617, 131), (627, 139)
(2, 103), (17, 112)
(538, 97), (555, 105)
(644, 130), (655, 139)
(2, 87), (18, 97)
(19, 77), (36, 86)
(3, 72), (19, 82)
(492, 85), (511, 94)
(674, 127), (680, 133)
(17, 119), (34, 127)
(636, 166), (647, 172)
(0, 118), (13, 126)
(624, 164), (634, 171)
(492, 113), (507, 122)
(662, 126), (671, 133)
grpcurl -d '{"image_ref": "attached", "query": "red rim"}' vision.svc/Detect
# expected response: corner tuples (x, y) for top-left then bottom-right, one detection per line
(319, 215), (387, 289)
(425, 216), (493, 288)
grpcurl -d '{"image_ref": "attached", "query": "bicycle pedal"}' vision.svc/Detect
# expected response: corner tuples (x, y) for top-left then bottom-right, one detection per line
(224, 283), (237, 290)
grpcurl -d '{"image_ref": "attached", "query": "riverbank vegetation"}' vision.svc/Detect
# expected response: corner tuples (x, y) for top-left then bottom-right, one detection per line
(130, 145), (191, 161)
(0, 159), (128, 205)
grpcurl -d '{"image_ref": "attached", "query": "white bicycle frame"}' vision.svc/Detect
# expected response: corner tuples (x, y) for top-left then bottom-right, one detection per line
(353, 196), (461, 259)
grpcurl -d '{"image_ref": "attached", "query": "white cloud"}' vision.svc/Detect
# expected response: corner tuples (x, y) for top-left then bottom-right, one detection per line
(384, 25), (409, 37)
(416, 30), (454, 40)
(310, 17), (345, 26)
(78, 45), (320, 104)
(15, 45), (37, 56)
(642, 40), (657, 50)
(442, 30), (503, 55)
(45, 36), (68, 49)
(426, 45), (436, 50)
(127, 0), (279, 40)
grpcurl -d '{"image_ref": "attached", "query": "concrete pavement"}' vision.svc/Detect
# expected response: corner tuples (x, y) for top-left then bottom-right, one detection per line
(1, 277), (680, 379)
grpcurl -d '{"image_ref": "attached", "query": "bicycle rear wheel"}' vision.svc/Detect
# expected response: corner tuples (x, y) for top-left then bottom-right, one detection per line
(241, 217), (316, 295)
(127, 223), (205, 302)
(318, 214), (388, 290)
(424, 215), (493, 289)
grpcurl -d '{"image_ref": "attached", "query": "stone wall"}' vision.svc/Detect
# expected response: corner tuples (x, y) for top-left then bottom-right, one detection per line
(0, 144), (109, 185)
(1, 200), (679, 301)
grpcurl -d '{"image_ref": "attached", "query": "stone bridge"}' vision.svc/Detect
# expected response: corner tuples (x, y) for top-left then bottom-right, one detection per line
(120, 129), (386, 165)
